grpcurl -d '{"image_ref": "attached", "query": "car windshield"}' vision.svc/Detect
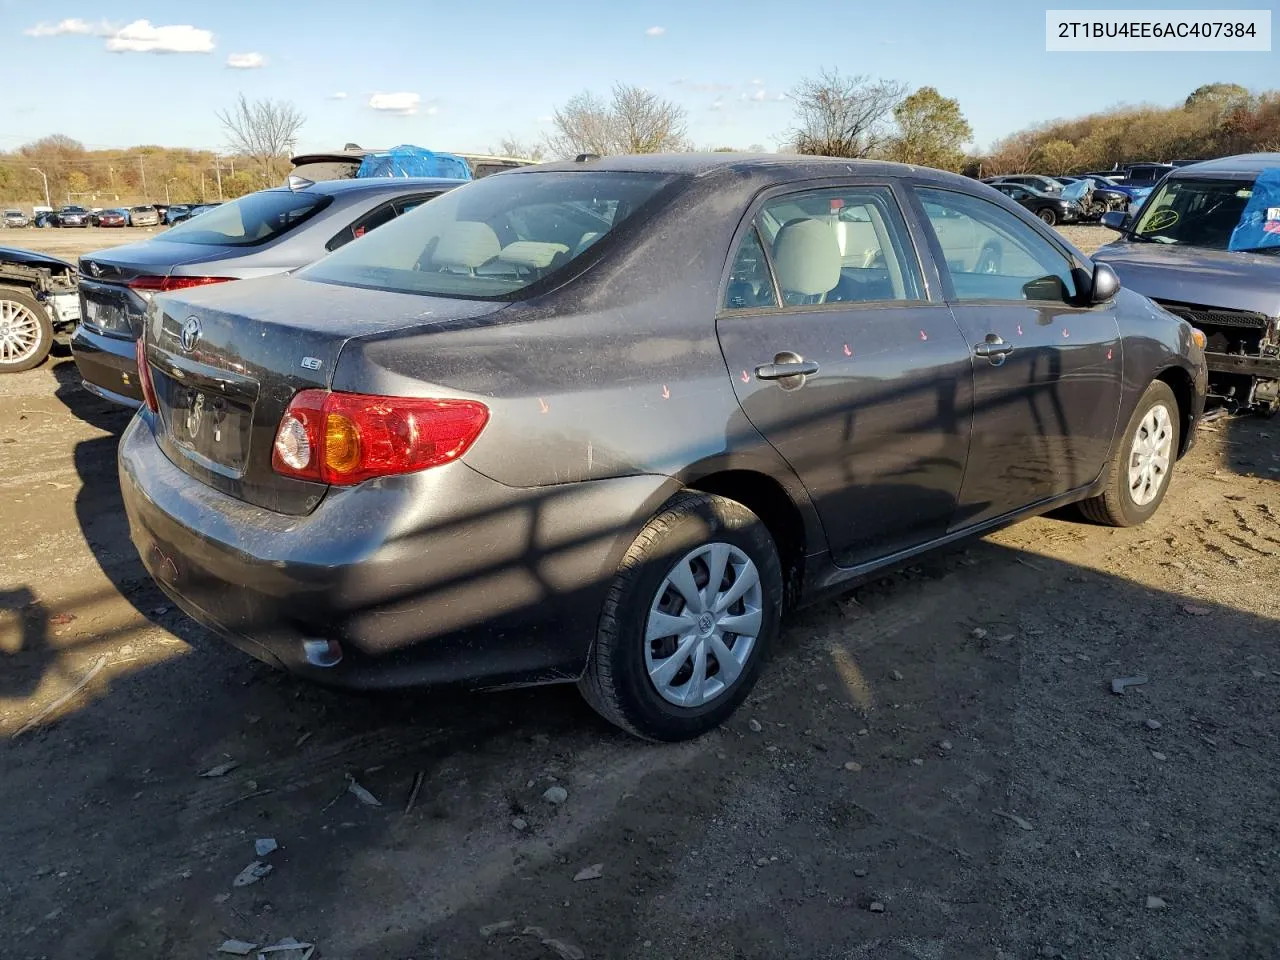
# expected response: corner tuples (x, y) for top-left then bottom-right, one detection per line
(157, 190), (330, 247)
(1132, 177), (1256, 249)
(300, 170), (678, 299)
(4, 210), (20, 216)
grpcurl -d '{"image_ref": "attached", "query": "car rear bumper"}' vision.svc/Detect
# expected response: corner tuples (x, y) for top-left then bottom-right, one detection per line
(118, 412), (678, 691)
(71, 324), (143, 405)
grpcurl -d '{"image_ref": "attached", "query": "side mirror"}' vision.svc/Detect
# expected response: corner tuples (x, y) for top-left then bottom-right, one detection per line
(1100, 210), (1129, 233)
(1090, 262), (1121, 303)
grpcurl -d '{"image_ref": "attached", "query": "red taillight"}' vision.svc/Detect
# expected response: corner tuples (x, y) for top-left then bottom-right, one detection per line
(135, 337), (158, 413)
(127, 276), (236, 294)
(271, 390), (489, 486)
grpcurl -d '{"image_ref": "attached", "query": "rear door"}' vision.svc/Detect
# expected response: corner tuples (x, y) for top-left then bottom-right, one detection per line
(909, 186), (1122, 529)
(715, 181), (974, 566)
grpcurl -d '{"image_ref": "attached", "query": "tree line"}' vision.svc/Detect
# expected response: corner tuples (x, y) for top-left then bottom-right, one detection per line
(0, 94), (303, 207)
(4, 79), (1277, 207)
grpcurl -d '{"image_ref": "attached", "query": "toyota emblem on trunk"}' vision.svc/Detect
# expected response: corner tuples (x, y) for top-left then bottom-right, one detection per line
(180, 317), (201, 353)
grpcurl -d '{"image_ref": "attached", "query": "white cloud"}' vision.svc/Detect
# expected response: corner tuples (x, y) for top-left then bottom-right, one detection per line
(24, 18), (102, 37)
(369, 92), (421, 116)
(537, 114), (554, 124)
(226, 52), (265, 69)
(645, 26), (666, 36)
(751, 78), (764, 86)
(749, 88), (766, 101)
(424, 105), (439, 116)
(104, 20), (215, 53)
(709, 99), (724, 111)
(329, 92), (348, 100)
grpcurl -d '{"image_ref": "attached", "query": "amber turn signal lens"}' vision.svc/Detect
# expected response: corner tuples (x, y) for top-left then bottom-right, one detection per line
(1190, 327), (1207, 350)
(324, 413), (361, 475)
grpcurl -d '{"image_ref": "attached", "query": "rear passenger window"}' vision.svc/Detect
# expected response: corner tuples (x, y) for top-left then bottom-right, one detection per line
(762, 186), (922, 307)
(328, 200), (407, 252)
(918, 187), (1078, 304)
(723, 226), (778, 310)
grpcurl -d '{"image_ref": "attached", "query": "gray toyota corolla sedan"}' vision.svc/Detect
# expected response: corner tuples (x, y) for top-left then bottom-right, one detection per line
(119, 154), (1206, 740)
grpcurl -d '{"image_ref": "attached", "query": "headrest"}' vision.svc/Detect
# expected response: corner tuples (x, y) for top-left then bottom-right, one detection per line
(434, 221), (500, 269)
(772, 219), (841, 297)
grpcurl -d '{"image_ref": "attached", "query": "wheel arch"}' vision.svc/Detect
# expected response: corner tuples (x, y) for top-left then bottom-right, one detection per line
(1154, 364), (1196, 458)
(681, 468), (812, 608)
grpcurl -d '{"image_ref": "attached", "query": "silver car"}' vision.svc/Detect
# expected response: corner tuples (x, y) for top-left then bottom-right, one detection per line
(72, 176), (462, 406)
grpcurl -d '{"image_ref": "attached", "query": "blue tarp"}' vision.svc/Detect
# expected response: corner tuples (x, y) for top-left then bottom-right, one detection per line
(1228, 167), (1280, 252)
(356, 145), (472, 181)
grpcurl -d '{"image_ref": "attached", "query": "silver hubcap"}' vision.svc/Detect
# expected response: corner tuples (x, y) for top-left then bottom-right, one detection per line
(0, 299), (41, 364)
(1128, 403), (1174, 506)
(644, 542), (763, 708)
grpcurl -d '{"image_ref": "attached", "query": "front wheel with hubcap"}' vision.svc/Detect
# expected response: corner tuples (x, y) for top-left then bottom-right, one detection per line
(1079, 379), (1180, 526)
(580, 491), (783, 741)
(0, 288), (54, 373)
(1037, 207), (1058, 226)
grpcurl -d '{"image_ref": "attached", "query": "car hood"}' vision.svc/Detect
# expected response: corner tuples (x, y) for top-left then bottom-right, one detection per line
(1093, 241), (1280, 317)
(0, 246), (75, 271)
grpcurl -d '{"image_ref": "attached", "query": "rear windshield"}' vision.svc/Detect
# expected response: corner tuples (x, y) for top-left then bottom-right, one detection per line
(157, 190), (331, 247)
(131, 206), (154, 213)
(299, 170), (678, 299)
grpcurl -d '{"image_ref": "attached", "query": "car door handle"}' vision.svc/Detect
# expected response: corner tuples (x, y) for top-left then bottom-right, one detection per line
(973, 338), (1015, 359)
(755, 360), (820, 380)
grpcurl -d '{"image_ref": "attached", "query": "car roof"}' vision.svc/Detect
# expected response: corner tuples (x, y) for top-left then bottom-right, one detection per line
(511, 152), (974, 186)
(1172, 153), (1280, 177)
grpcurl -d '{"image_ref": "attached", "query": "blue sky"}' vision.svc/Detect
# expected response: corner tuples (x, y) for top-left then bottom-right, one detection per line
(1, 0), (1276, 155)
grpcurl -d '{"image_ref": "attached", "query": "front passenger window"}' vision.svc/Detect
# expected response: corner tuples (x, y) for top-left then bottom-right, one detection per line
(918, 187), (1078, 304)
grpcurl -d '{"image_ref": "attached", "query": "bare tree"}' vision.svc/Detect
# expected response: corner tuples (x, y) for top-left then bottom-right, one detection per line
(611, 85), (688, 153)
(216, 94), (304, 186)
(492, 137), (546, 161)
(545, 84), (687, 158)
(788, 70), (906, 158)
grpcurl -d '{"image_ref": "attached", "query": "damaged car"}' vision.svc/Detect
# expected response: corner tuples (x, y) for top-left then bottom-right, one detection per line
(0, 247), (80, 372)
(1096, 154), (1280, 414)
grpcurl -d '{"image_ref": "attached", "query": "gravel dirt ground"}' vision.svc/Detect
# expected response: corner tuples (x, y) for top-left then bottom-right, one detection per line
(1, 225), (165, 260)
(3, 222), (1279, 960)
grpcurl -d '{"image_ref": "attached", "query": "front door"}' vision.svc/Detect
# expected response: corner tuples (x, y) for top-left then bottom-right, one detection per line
(715, 183), (974, 566)
(912, 186), (1123, 529)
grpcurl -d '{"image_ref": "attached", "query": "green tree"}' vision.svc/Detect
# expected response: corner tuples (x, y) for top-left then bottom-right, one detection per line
(884, 86), (972, 170)
(1185, 82), (1251, 111)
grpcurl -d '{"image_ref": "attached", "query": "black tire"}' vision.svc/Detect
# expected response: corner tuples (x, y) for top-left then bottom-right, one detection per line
(579, 491), (783, 741)
(1079, 380), (1180, 527)
(1037, 207), (1058, 226)
(0, 287), (54, 373)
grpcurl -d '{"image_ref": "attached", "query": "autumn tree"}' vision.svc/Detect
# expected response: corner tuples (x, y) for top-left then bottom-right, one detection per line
(1030, 139), (1078, 174)
(884, 86), (971, 170)
(216, 94), (304, 186)
(546, 84), (688, 157)
(788, 70), (906, 158)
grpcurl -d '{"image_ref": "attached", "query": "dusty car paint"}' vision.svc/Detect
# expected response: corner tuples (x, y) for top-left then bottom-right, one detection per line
(119, 154), (1207, 695)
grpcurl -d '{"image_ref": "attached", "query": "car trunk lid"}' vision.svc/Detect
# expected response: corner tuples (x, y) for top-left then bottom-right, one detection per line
(145, 275), (507, 515)
(80, 240), (228, 338)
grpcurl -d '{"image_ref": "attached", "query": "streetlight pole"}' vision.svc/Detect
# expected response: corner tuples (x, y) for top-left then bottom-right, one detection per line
(28, 167), (51, 208)
(166, 178), (176, 205)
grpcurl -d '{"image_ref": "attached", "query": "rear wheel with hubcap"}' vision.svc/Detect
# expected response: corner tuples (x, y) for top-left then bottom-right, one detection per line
(0, 288), (53, 373)
(1079, 379), (1180, 526)
(580, 491), (783, 741)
